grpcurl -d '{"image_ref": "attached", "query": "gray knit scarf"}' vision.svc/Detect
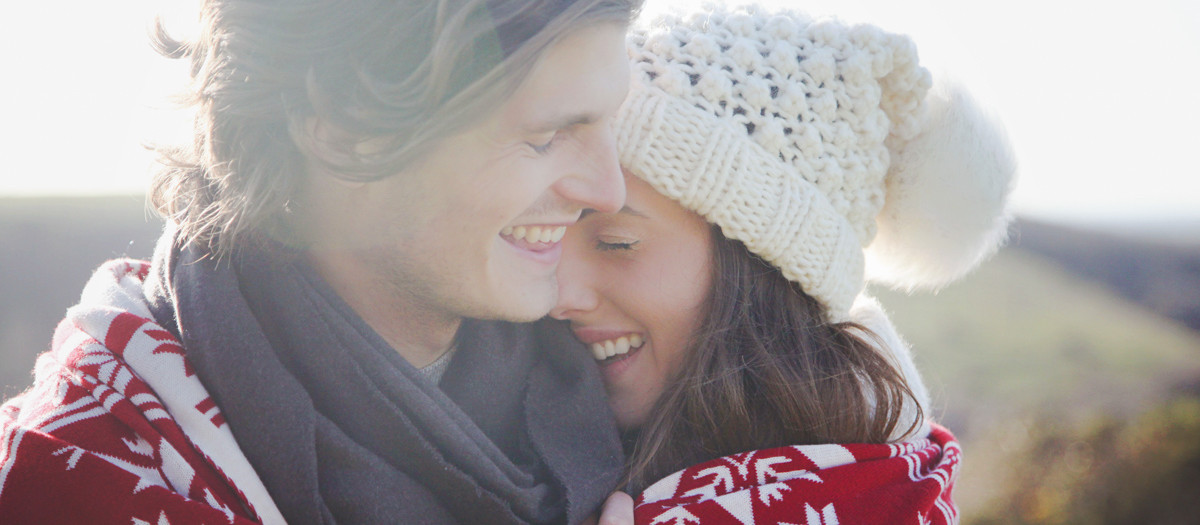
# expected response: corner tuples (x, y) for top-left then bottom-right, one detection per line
(143, 229), (624, 524)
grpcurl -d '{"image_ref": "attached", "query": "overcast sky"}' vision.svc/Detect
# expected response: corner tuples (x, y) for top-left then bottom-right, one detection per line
(2, 0), (1198, 224)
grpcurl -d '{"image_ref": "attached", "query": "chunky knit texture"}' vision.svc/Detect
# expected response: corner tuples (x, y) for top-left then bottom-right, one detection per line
(634, 424), (961, 525)
(616, 3), (1015, 318)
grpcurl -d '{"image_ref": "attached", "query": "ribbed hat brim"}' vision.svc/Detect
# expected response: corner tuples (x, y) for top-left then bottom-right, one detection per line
(615, 79), (866, 318)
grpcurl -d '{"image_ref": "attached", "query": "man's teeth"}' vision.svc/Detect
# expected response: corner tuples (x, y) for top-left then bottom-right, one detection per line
(590, 334), (645, 361)
(501, 225), (566, 243)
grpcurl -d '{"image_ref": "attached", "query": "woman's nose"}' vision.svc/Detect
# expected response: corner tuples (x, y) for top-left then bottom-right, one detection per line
(550, 235), (600, 320)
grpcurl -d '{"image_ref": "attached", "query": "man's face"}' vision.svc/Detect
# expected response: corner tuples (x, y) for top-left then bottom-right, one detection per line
(304, 23), (630, 325)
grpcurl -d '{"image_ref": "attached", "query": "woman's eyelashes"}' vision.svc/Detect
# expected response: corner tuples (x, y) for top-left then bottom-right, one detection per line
(596, 239), (639, 251)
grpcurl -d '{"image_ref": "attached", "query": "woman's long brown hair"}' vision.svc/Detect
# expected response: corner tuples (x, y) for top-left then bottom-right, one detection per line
(621, 226), (922, 493)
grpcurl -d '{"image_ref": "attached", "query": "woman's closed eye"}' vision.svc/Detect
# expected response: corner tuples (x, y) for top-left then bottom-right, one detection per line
(597, 239), (639, 251)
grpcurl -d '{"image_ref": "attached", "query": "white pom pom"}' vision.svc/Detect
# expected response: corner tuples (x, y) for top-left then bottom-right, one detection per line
(865, 79), (1017, 290)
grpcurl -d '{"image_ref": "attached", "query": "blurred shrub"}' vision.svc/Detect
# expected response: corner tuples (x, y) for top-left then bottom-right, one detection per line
(971, 394), (1200, 525)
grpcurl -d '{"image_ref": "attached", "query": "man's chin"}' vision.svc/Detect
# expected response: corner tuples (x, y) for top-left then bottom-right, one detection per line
(495, 311), (550, 324)
(469, 288), (556, 323)
(493, 300), (555, 323)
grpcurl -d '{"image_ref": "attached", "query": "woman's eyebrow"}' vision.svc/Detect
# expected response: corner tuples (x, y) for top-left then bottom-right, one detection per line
(579, 205), (647, 219)
(618, 205), (648, 218)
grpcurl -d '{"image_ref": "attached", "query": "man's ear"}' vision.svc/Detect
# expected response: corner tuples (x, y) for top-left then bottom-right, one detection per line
(303, 116), (367, 190)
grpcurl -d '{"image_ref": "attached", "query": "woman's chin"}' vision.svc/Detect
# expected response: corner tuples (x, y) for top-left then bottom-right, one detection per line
(609, 400), (651, 431)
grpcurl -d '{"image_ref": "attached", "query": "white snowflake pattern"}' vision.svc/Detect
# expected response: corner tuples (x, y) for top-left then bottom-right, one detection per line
(203, 488), (236, 524)
(804, 503), (839, 525)
(757, 481), (791, 506)
(130, 510), (172, 525)
(123, 435), (155, 457)
(650, 506), (701, 525)
(683, 465), (734, 501)
(51, 446), (86, 470)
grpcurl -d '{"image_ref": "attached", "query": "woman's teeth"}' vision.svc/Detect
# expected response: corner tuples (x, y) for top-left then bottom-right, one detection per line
(590, 334), (645, 361)
(501, 225), (566, 243)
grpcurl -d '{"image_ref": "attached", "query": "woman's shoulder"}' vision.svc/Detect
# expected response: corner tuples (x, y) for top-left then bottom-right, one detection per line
(635, 426), (961, 524)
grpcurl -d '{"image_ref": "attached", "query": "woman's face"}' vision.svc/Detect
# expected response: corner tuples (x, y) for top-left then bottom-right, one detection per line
(550, 173), (713, 429)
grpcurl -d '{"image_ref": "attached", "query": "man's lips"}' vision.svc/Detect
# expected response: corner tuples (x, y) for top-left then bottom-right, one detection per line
(500, 225), (567, 245)
(499, 224), (569, 260)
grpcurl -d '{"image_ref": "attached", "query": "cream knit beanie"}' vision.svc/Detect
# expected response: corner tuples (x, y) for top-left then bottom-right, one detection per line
(615, 3), (1016, 319)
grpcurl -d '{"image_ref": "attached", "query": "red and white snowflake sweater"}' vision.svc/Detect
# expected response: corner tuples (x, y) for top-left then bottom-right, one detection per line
(0, 260), (285, 524)
(631, 296), (959, 524)
(634, 425), (961, 525)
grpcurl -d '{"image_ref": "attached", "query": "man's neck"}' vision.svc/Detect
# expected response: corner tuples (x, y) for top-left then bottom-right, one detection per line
(305, 252), (460, 369)
(362, 301), (461, 369)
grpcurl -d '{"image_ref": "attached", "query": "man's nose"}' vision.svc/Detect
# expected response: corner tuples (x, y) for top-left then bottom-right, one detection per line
(553, 125), (625, 214)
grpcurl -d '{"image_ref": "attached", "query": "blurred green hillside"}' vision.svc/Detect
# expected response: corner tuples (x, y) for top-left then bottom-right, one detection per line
(877, 246), (1200, 429)
(2, 197), (1199, 523)
(873, 245), (1200, 521)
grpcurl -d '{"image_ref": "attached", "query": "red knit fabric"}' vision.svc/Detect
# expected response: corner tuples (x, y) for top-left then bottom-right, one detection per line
(0, 260), (266, 524)
(635, 425), (960, 524)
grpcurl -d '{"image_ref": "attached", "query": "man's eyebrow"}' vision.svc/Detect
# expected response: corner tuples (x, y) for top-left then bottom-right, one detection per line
(580, 205), (646, 219)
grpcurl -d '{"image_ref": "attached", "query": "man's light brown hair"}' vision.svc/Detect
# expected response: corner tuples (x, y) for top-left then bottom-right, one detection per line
(150, 0), (642, 258)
